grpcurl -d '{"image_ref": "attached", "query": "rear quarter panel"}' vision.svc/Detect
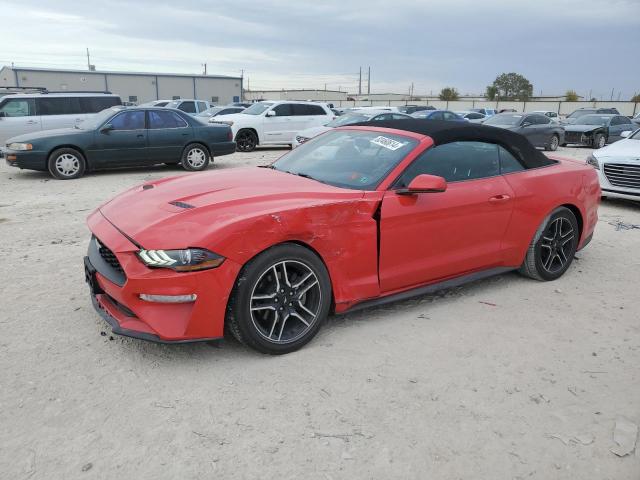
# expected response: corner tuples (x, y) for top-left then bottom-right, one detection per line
(501, 158), (599, 266)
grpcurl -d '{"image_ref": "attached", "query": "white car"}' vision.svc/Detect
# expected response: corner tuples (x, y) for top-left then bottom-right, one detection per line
(164, 99), (211, 115)
(211, 100), (334, 151)
(0, 92), (122, 148)
(587, 128), (640, 201)
(455, 111), (486, 123)
(293, 110), (411, 147)
(531, 110), (560, 122)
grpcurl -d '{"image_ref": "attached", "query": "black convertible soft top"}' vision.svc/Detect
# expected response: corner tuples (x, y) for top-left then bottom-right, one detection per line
(351, 119), (556, 169)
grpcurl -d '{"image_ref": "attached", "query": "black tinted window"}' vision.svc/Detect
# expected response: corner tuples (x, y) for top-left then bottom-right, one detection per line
(273, 104), (293, 116)
(617, 116), (632, 125)
(179, 101), (196, 113)
(498, 146), (524, 174)
(38, 97), (82, 115)
(0, 98), (35, 117)
(397, 141), (500, 185)
(110, 111), (145, 130)
(148, 110), (188, 129)
(79, 96), (121, 113)
(534, 114), (550, 124)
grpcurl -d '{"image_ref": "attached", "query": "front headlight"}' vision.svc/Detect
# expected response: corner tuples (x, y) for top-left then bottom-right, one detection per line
(7, 142), (33, 151)
(137, 248), (225, 272)
(586, 154), (600, 170)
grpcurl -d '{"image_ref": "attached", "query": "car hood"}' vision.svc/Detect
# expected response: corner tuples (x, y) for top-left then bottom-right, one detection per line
(296, 125), (332, 139)
(564, 124), (603, 133)
(99, 167), (366, 250)
(594, 138), (640, 159)
(6, 127), (87, 144)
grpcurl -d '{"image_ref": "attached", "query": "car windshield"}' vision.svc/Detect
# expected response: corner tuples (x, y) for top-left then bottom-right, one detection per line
(325, 114), (372, 127)
(197, 107), (223, 117)
(567, 110), (595, 119)
(484, 114), (523, 126)
(242, 102), (274, 115)
(78, 107), (121, 129)
(271, 129), (417, 190)
(578, 115), (610, 126)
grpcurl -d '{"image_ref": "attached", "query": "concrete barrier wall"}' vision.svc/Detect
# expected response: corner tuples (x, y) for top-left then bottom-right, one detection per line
(332, 99), (640, 116)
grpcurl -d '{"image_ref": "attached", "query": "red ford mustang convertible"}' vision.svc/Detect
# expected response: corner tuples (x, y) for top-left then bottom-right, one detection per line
(85, 120), (600, 354)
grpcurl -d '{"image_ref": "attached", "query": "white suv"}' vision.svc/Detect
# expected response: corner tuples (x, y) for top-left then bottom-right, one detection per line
(212, 101), (334, 151)
(0, 92), (122, 147)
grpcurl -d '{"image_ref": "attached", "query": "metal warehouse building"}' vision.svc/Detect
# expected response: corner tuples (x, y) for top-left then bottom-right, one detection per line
(0, 66), (243, 105)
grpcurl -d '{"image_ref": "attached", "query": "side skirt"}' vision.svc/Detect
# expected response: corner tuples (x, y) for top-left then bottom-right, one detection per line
(340, 266), (515, 314)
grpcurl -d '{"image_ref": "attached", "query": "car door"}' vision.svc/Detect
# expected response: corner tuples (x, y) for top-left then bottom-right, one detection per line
(146, 110), (192, 163)
(262, 103), (296, 143)
(378, 141), (515, 292)
(38, 97), (87, 130)
(518, 115), (542, 146)
(89, 110), (147, 166)
(0, 97), (40, 144)
(533, 114), (554, 146)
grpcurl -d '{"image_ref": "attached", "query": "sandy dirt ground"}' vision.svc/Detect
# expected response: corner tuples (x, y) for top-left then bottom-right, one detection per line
(0, 146), (638, 480)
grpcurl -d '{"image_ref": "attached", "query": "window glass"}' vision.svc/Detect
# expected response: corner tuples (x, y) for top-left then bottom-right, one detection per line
(272, 129), (417, 190)
(110, 110), (145, 130)
(307, 104), (327, 115)
(397, 141), (500, 186)
(197, 101), (207, 112)
(79, 96), (121, 113)
(443, 112), (458, 120)
(211, 96), (219, 103)
(149, 110), (188, 129)
(373, 113), (394, 121)
(534, 114), (550, 124)
(498, 145), (524, 174)
(617, 116), (632, 125)
(178, 101), (196, 113)
(273, 104), (293, 116)
(242, 102), (273, 115)
(38, 97), (82, 115)
(430, 112), (444, 120)
(392, 113), (409, 120)
(0, 98), (35, 117)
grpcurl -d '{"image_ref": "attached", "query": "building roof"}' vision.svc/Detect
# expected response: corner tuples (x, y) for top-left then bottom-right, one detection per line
(2, 65), (241, 80)
(350, 119), (555, 169)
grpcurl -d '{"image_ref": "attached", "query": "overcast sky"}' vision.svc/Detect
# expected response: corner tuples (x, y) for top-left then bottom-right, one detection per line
(2, 0), (639, 99)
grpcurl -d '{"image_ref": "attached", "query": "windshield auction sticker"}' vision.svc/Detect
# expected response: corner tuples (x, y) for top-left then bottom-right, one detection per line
(370, 136), (405, 151)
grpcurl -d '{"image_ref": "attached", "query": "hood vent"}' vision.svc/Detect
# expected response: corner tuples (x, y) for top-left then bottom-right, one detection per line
(169, 200), (195, 209)
(142, 184), (154, 190)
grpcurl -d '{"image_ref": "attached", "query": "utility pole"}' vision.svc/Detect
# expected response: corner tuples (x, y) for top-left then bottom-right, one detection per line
(202, 63), (207, 75)
(367, 66), (371, 95)
(358, 67), (362, 96)
(86, 48), (91, 70)
(610, 88), (614, 101)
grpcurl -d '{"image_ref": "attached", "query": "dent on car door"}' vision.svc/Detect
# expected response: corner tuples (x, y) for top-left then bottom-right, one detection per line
(378, 141), (515, 292)
(90, 110), (147, 166)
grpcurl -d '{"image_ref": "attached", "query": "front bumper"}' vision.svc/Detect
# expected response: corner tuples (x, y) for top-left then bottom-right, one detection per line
(596, 166), (640, 202)
(84, 210), (242, 343)
(4, 149), (47, 170)
(563, 131), (594, 146)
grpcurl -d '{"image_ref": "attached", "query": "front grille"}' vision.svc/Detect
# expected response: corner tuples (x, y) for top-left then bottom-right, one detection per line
(565, 131), (585, 143)
(96, 237), (125, 275)
(603, 163), (640, 190)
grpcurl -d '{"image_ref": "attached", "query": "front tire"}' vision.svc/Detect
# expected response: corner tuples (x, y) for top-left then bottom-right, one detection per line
(545, 134), (559, 151)
(593, 134), (606, 149)
(226, 243), (332, 354)
(47, 148), (86, 180)
(181, 144), (210, 171)
(235, 129), (258, 152)
(519, 207), (579, 281)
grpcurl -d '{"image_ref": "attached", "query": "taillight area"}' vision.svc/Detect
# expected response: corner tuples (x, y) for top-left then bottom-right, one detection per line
(227, 129), (233, 141)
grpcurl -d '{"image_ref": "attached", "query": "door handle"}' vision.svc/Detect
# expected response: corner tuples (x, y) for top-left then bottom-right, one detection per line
(488, 194), (511, 203)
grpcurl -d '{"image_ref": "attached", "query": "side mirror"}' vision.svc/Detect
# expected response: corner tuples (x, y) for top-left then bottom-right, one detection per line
(266, 110), (276, 117)
(100, 123), (114, 133)
(397, 174), (447, 195)
(621, 130), (631, 138)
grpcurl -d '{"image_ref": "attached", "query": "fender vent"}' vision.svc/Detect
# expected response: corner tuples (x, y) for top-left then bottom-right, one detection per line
(169, 200), (195, 209)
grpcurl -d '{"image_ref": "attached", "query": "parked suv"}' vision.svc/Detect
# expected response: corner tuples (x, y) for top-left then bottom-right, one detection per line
(0, 92), (122, 147)
(211, 101), (334, 151)
(164, 99), (211, 115)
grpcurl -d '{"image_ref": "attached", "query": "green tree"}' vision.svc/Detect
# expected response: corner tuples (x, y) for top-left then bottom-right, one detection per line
(565, 90), (579, 101)
(489, 72), (533, 101)
(631, 93), (640, 103)
(485, 85), (498, 100)
(439, 87), (459, 101)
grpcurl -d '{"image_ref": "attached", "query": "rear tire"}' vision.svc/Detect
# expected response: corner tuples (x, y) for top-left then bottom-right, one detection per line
(519, 207), (579, 281)
(47, 148), (86, 180)
(226, 243), (332, 354)
(181, 144), (210, 171)
(235, 129), (258, 152)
